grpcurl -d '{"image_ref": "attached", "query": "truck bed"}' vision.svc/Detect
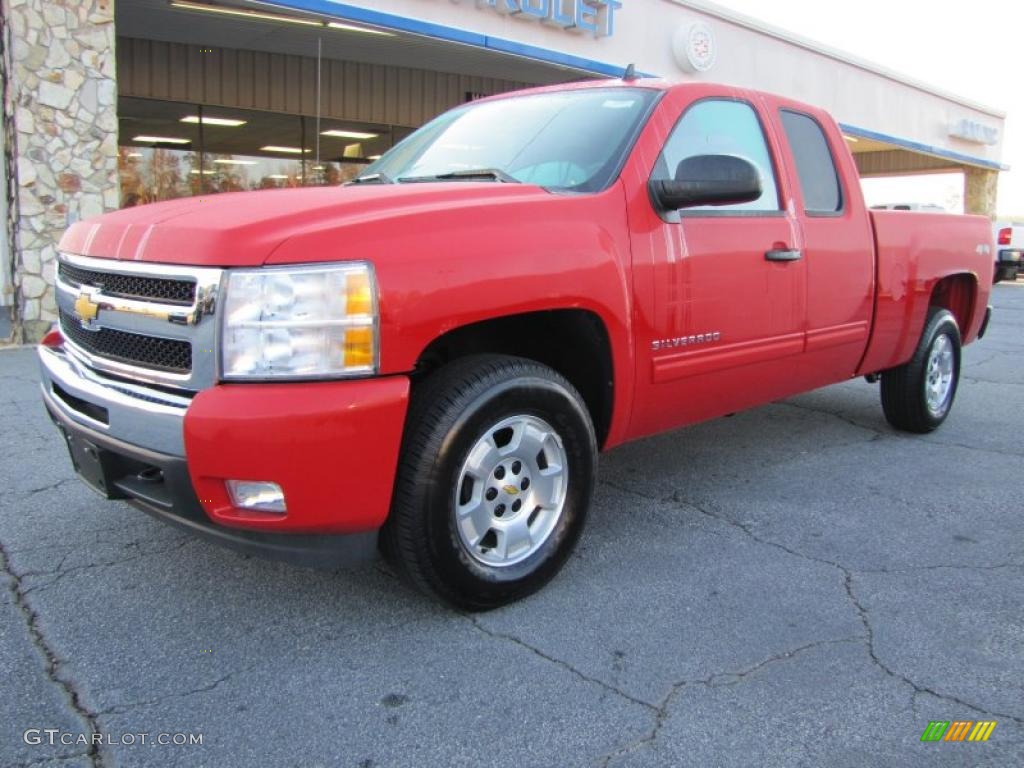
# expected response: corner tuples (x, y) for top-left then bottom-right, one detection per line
(858, 210), (994, 375)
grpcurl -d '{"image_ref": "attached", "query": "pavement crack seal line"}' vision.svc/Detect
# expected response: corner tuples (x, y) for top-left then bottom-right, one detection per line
(0, 540), (106, 768)
(0, 374), (39, 385)
(858, 563), (1024, 574)
(464, 616), (660, 713)
(775, 400), (887, 439)
(599, 479), (1024, 729)
(9, 751), (95, 768)
(22, 538), (192, 596)
(841, 569), (1024, 727)
(23, 478), (78, 497)
(10, 750), (98, 768)
(95, 663), (260, 716)
(595, 637), (862, 767)
(782, 386), (1024, 460)
(918, 439), (1024, 460)
(961, 375), (1024, 388)
(6, 520), (167, 553)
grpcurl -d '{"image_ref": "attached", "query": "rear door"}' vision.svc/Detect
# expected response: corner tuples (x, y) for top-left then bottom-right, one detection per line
(627, 90), (809, 438)
(769, 100), (875, 385)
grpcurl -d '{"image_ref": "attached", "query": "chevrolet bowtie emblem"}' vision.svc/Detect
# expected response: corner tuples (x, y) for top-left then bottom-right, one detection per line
(502, 484), (519, 496)
(74, 290), (100, 328)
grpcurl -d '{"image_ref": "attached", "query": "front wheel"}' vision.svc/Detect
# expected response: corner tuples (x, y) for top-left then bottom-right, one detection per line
(880, 308), (961, 433)
(382, 355), (597, 610)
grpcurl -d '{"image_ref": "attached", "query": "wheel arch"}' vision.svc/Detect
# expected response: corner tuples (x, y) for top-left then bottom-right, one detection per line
(929, 273), (978, 339)
(410, 309), (616, 448)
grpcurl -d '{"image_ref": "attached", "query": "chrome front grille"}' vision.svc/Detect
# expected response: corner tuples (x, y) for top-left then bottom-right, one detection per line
(58, 309), (193, 373)
(55, 253), (223, 392)
(59, 261), (197, 305)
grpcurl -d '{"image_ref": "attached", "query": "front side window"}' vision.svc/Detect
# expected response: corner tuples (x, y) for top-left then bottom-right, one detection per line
(779, 110), (843, 214)
(652, 99), (780, 213)
(363, 88), (659, 193)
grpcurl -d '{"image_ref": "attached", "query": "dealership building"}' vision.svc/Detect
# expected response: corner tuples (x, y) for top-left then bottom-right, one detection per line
(0, 0), (1008, 341)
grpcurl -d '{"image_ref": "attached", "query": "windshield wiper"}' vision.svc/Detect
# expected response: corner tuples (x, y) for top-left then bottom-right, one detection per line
(397, 168), (521, 184)
(347, 172), (394, 185)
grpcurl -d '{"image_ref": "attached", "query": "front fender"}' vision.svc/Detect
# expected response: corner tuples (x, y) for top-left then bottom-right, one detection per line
(269, 183), (636, 447)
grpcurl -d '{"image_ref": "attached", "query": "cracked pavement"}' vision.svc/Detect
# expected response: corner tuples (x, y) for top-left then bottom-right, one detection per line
(2, 283), (1023, 767)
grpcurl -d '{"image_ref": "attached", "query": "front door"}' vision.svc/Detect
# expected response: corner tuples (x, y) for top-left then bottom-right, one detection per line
(628, 94), (808, 438)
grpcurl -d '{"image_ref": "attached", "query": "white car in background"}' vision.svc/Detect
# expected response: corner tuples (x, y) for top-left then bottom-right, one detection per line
(870, 203), (947, 212)
(993, 222), (1023, 282)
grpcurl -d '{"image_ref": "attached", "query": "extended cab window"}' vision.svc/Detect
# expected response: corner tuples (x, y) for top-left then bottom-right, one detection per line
(779, 110), (843, 214)
(653, 100), (780, 213)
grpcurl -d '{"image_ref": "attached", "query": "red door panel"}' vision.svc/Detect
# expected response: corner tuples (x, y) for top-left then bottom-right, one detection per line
(769, 100), (875, 387)
(624, 88), (810, 440)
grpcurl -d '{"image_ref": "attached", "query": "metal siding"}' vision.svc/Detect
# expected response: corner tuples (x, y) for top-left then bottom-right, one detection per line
(410, 68), (426, 125)
(168, 43), (189, 102)
(200, 46), (211, 102)
(269, 53), (287, 112)
(221, 49), (237, 107)
(342, 60), (359, 119)
(285, 55), (301, 114)
(117, 38), (528, 128)
(252, 52), (269, 111)
(241, 50), (256, 109)
(384, 67), (399, 125)
(300, 57), (317, 116)
(147, 41), (166, 100)
(855, 149), (959, 177)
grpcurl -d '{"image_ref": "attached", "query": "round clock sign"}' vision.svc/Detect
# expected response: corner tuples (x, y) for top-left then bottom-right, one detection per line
(674, 21), (717, 73)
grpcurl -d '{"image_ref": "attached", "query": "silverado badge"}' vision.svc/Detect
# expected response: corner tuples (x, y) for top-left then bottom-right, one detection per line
(651, 331), (721, 351)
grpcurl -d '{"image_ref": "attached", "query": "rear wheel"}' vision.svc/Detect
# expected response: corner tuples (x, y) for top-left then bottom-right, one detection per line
(880, 308), (961, 433)
(382, 355), (597, 610)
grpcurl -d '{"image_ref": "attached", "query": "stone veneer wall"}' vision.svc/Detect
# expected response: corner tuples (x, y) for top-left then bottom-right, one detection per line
(3, 0), (119, 342)
(1, 0), (16, 333)
(964, 167), (998, 219)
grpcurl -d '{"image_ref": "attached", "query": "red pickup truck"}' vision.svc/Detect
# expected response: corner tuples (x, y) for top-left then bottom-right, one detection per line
(39, 79), (994, 608)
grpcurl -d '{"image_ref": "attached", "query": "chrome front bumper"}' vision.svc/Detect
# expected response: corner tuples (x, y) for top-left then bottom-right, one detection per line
(38, 344), (190, 457)
(38, 342), (379, 568)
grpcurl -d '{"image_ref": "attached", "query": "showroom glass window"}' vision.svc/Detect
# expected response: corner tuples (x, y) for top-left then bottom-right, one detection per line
(117, 97), (402, 208)
(652, 99), (781, 213)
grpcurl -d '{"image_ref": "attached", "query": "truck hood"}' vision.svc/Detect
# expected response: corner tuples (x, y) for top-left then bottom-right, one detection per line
(59, 184), (555, 267)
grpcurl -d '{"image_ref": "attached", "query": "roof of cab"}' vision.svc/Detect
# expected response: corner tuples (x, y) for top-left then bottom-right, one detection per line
(470, 77), (673, 104)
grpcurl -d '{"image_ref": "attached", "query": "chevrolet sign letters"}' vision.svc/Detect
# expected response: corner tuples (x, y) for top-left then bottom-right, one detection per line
(475, 0), (622, 37)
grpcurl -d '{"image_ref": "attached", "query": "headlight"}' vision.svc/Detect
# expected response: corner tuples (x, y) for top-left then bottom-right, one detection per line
(221, 262), (377, 379)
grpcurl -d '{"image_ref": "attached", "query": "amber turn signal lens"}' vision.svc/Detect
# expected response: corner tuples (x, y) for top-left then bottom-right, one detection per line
(346, 272), (373, 316)
(344, 327), (375, 368)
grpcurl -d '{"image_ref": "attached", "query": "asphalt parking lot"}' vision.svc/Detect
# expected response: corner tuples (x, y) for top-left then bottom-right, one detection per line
(3, 284), (1022, 768)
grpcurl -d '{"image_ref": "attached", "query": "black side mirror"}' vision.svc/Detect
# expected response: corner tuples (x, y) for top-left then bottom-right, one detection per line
(650, 154), (762, 210)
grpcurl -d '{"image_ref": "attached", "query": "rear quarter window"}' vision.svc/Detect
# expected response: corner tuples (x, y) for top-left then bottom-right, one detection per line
(780, 110), (843, 214)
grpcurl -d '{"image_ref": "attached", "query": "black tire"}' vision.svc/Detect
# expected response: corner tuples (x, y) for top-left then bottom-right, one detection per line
(995, 266), (1018, 283)
(381, 355), (597, 610)
(880, 308), (961, 433)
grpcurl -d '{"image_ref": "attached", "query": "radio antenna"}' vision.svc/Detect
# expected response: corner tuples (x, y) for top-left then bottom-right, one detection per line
(623, 63), (637, 80)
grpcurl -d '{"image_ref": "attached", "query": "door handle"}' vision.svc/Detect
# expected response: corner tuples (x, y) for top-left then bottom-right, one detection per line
(765, 249), (802, 262)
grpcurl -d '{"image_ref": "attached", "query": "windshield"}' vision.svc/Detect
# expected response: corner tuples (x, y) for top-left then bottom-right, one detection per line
(359, 87), (659, 193)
